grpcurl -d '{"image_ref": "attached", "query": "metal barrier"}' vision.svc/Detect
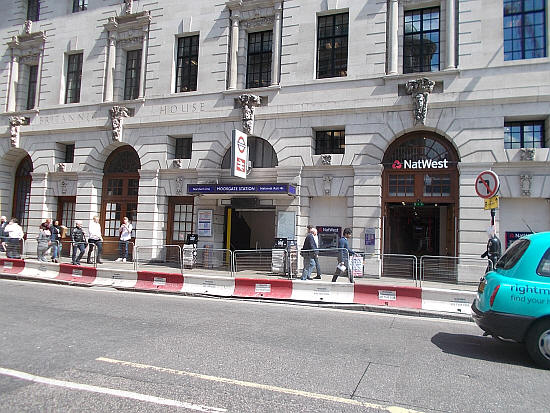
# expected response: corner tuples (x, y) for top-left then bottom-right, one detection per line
(134, 245), (182, 274)
(22, 239), (62, 262)
(233, 249), (288, 278)
(420, 255), (492, 285)
(297, 248), (349, 280)
(185, 247), (232, 278)
(94, 240), (136, 269)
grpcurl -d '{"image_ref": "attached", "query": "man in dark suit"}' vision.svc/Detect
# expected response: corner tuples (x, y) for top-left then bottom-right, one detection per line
(300, 226), (318, 280)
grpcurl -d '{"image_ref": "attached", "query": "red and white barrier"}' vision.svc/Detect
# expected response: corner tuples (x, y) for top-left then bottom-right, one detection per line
(0, 260), (475, 314)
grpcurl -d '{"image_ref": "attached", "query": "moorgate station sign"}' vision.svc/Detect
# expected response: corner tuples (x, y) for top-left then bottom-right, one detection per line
(391, 159), (449, 169)
(187, 184), (297, 195)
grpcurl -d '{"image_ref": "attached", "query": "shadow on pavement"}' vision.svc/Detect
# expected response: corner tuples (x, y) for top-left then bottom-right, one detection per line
(431, 332), (537, 368)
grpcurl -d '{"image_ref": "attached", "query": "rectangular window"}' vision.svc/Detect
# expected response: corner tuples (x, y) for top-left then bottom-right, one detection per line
(64, 143), (75, 163)
(246, 31), (272, 88)
(424, 174), (451, 197)
(27, 0), (40, 21)
(504, 121), (546, 148)
(504, 0), (546, 60)
(72, 0), (88, 13)
(124, 49), (142, 100)
(172, 204), (194, 242)
(315, 130), (345, 154)
(65, 53), (83, 104)
(389, 175), (415, 197)
(317, 13), (349, 79)
(175, 35), (199, 92)
(103, 202), (121, 237)
(175, 137), (192, 159)
(404, 7), (440, 73)
(26, 65), (38, 110)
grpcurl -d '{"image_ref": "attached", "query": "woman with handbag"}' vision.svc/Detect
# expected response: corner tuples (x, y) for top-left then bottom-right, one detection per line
(37, 222), (51, 262)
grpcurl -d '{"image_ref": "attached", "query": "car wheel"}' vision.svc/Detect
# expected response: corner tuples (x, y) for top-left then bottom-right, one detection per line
(525, 319), (550, 369)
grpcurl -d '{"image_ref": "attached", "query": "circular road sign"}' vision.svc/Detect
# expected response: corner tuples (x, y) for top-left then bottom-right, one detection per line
(475, 170), (500, 199)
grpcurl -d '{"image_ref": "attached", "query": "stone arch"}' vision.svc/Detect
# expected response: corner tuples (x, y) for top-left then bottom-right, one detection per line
(220, 136), (278, 169)
(0, 149), (32, 225)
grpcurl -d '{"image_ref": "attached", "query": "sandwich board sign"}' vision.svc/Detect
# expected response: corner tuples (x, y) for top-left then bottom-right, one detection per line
(231, 129), (248, 179)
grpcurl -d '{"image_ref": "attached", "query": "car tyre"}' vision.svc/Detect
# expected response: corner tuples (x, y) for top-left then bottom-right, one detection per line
(525, 319), (550, 369)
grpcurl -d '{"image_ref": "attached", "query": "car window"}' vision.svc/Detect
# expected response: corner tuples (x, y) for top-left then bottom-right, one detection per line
(496, 239), (530, 270)
(536, 248), (550, 277)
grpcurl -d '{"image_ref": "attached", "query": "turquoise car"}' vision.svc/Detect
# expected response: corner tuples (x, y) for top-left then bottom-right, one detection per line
(472, 232), (550, 369)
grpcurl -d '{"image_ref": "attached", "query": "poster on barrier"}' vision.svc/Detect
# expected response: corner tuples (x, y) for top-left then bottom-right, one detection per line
(351, 255), (363, 278)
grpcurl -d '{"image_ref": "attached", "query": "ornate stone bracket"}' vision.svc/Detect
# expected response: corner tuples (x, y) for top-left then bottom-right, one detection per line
(520, 148), (535, 161)
(109, 106), (129, 141)
(238, 94), (261, 134)
(175, 176), (185, 195)
(322, 175), (333, 195)
(57, 163), (67, 172)
(405, 78), (435, 125)
(520, 174), (532, 197)
(321, 155), (332, 165)
(124, 0), (134, 14)
(8, 116), (26, 148)
(24, 20), (32, 34)
(172, 159), (184, 169)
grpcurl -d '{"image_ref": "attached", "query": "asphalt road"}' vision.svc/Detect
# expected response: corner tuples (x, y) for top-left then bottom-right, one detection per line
(0, 278), (548, 413)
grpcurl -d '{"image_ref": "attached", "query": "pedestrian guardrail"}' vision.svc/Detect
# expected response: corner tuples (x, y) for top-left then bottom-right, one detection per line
(298, 248), (349, 280)
(185, 247), (232, 278)
(135, 245), (182, 274)
(420, 255), (492, 285)
(233, 249), (287, 278)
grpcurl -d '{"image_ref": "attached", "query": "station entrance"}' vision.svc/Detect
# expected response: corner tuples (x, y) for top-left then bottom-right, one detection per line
(382, 131), (459, 280)
(225, 205), (276, 250)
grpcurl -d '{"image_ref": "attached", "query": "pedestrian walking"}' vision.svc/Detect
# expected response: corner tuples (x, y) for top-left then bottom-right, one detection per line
(36, 222), (51, 262)
(50, 220), (62, 263)
(87, 216), (103, 264)
(4, 218), (23, 259)
(70, 221), (87, 265)
(300, 226), (318, 280)
(115, 217), (132, 263)
(332, 228), (355, 283)
(0, 216), (8, 253)
(310, 226), (322, 279)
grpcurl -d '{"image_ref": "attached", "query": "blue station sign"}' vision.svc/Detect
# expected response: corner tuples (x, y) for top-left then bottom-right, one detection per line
(187, 183), (297, 195)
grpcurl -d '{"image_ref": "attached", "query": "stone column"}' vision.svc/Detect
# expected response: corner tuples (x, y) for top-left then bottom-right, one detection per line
(75, 172), (104, 225)
(352, 165), (383, 254)
(27, 172), (49, 240)
(138, 28), (148, 98)
(7, 53), (19, 112)
(105, 34), (116, 102)
(387, 0), (399, 75)
(136, 169), (162, 249)
(445, 0), (456, 69)
(228, 13), (240, 90)
(34, 49), (44, 109)
(271, 2), (282, 86)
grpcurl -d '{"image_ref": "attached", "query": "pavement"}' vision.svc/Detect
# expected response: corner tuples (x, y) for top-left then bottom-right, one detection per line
(0, 254), (480, 320)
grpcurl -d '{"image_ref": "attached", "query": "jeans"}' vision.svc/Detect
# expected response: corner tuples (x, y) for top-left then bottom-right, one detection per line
(313, 255), (321, 276)
(301, 255), (315, 280)
(51, 242), (61, 259)
(119, 240), (129, 260)
(6, 238), (21, 259)
(72, 243), (86, 264)
(87, 239), (103, 263)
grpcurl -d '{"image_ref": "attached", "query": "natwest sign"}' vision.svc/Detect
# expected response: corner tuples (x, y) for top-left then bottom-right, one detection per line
(391, 159), (449, 169)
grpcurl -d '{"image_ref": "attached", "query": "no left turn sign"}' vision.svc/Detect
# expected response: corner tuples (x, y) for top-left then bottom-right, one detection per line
(475, 170), (500, 199)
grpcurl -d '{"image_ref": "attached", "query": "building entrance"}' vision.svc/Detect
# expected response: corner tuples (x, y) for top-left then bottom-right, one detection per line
(226, 207), (275, 250)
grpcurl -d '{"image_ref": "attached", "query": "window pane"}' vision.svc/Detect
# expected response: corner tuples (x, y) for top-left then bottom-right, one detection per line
(317, 13), (348, 79)
(404, 8), (440, 73)
(175, 35), (199, 92)
(124, 49), (142, 100)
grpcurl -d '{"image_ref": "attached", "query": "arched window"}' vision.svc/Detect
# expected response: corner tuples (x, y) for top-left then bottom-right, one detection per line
(101, 146), (140, 242)
(221, 136), (278, 169)
(13, 155), (33, 233)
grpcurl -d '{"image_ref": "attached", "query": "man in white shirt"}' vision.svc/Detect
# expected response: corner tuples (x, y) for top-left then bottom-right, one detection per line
(87, 216), (103, 264)
(4, 218), (24, 259)
(116, 216), (133, 263)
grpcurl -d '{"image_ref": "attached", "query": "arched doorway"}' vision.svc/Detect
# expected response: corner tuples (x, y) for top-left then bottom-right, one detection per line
(221, 137), (278, 250)
(382, 131), (459, 263)
(13, 155), (33, 233)
(101, 146), (140, 259)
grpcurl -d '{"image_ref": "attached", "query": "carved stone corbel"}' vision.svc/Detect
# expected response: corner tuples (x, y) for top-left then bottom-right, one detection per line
(520, 148), (535, 161)
(24, 20), (32, 34)
(405, 78), (435, 125)
(57, 163), (66, 172)
(520, 174), (532, 197)
(172, 159), (184, 169)
(124, 0), (134, 14)
(8, 116), (26, 148)
(321, 155), (332, 165)
(109, 106), (129, 141)
(238, 94), (261, 134)
(322, 175), (333, 195)
(175, 176), (185, 195)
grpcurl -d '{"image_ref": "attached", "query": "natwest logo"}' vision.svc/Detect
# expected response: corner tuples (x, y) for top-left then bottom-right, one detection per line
(392, 159), (449, 169)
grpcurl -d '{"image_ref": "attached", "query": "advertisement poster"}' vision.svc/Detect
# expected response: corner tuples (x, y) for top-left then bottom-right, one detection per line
(197, 210), (213, 237)
(351, 255), (364, 278)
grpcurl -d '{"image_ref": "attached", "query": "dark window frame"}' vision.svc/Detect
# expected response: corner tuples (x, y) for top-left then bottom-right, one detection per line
(27, 0), (40, 21)
(124, 49), (142, 101)
(64, 143), (75, 163)
(315, 130), (345, 155)
(175, 35), (199, 93)
(403, 7), (440, 73)
(316, 12), (349, 79)
(246, 30), (272, 89)
(72, 0), (88, 12)
(496, 239), (530, 270)
(504, 120), (546, 148)
(536, 248), (550, 277)
(65, 53), (83, 104)
(26, 64), (38, 110)
(504, 0), (546, 61)
(175, 137), (192, 159)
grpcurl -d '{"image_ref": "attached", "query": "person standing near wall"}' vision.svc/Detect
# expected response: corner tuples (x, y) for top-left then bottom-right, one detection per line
(87, 216), (103, 264)
(4, 218), (24, 259)
(71, 221), (87, 266)
(300, 226), (317, 280)
(36, 222), (51, 262)
(116, 217), (132, 263)
(50, 219), (61, 263)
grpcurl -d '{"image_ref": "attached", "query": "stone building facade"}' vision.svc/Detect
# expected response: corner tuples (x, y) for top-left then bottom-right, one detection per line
(1, 0), (549, 263)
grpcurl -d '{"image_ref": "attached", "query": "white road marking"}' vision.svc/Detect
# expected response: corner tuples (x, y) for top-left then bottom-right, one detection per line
(0, 366), (225, 412)
(97, 357), (426, 413)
